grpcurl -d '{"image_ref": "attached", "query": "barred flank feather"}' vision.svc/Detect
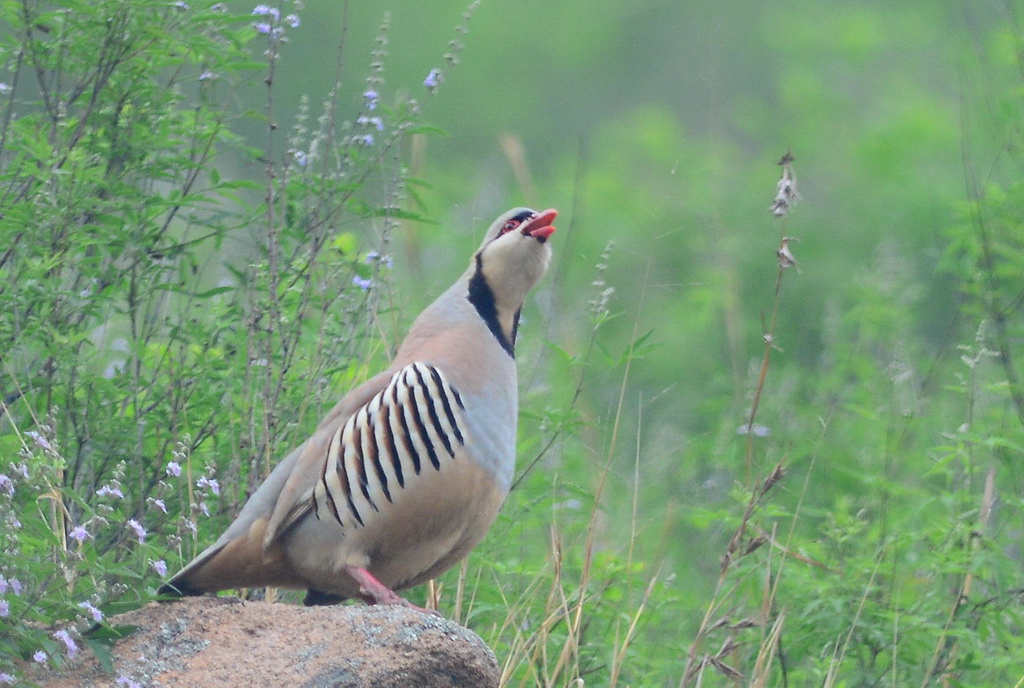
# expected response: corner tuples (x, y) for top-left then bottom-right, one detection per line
(313, 363), (467, 529)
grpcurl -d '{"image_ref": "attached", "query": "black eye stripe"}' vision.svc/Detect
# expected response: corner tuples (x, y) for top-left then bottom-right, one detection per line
(512, 210), (535, 223)
(499, 210), (537, 235)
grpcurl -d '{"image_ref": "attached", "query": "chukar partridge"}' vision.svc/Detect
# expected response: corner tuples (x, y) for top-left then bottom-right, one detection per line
(159, 207), (557, 606)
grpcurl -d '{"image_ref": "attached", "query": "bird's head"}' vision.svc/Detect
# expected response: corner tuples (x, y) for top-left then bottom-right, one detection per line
(472, 207), (557, 305)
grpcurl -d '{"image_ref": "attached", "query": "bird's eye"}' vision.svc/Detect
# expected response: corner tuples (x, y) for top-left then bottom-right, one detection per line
(500, 220), (521, 234)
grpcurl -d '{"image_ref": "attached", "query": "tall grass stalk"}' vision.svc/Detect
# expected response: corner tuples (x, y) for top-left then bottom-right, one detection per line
(679, 152), (800, 688)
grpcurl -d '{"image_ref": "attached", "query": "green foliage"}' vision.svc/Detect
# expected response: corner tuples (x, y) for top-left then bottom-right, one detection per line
(0, 0), (423, 680)
(1, 2), (1024, 688)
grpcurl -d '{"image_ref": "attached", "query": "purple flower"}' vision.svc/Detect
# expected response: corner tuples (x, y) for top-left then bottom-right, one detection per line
(358, 134), (374, 146)
(251, 4), (279, 20)
(150, 498), (167, 514)
(198, 70), (215, 81)
(173, 1), (189, 9)
(0, 672), (15, 683)
(33, 650), (47, 663)
(285, 13), (299, 28)
(70, 525), (90, 544)
(293, 151), (308, 167)
(353, 276), (373, 291)
(254, 22), (271, 34)
(53, 629), (78, 658)
(424, 68), (442, 89)
(196, 476), (220, 495)
(0, 83), (10, 95)
(0, 475), (14, 496)
(116, 676), (142, 688)
(25, 430), (52, 452)
(0, 599), (8, 618)
(127, 519), (147, 544)
(78, 601), (103, 622)
(0, 576), (19, 597)
(358, 115), (384, 132)
(97, 484), (124, 500)
(365, 251), (393, 269)
(363, 89), (378, 110)
(736, 423), (771, 437)
(153, 560), (168, 577)
(166, 461), (182, 477)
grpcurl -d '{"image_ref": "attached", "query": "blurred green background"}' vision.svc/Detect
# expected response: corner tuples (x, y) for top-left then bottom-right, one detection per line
(252, 0), (999, 464)
(5, 0), (1022, 683)
(259, 0), (984, 345)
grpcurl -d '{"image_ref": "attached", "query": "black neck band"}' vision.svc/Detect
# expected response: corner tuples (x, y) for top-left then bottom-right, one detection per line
(467, 254), (516, 358)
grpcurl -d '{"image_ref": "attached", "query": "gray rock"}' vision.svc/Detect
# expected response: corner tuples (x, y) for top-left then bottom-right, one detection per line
(25, 596), (500, 688)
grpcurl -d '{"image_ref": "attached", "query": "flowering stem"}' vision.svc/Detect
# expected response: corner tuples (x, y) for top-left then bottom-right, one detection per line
(743, 152), (799, 484)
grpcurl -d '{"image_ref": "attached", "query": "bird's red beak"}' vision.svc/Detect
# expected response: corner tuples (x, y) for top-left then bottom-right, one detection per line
(521, 208), (557, 241)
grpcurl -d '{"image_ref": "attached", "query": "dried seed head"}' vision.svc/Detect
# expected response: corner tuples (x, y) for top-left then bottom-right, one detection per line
(770, 151), (800, 217)
(743, 534), (767, 556)
(777, 236), (800, 271)
(761, 462), (786, 495)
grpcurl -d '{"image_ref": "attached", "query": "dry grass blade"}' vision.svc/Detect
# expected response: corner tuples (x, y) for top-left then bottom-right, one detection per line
(609, 572), (659, 687)
(749, 612), (785, 688)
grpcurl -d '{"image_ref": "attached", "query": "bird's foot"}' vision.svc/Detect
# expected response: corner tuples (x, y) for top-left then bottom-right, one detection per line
(344, 566), (440, 616)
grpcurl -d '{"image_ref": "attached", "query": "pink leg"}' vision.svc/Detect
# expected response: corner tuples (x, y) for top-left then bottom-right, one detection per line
(344, 567), (441, 616)
(344, 566), (410, 606)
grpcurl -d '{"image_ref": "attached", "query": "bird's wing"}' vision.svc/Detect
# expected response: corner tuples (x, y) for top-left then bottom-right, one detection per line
(263, 359), (473, 547)
(262, 367), (399, 547)
(158, 368), (396, 594)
